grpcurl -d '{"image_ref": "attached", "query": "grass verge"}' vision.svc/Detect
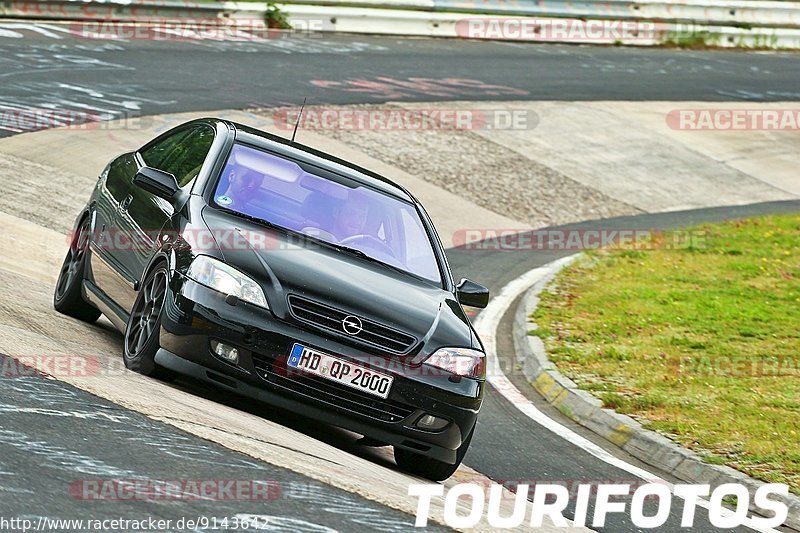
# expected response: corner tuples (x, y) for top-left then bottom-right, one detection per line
(530, 213), (800, 495)
(195, 0), (291, 29)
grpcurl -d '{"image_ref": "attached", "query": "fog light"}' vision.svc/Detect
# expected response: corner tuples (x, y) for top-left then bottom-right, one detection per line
(211, 340), (239, 364)
(415, 414), (448, 431)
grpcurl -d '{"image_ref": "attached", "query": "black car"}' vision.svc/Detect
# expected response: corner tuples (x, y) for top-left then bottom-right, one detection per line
(54, 118), (490, 480)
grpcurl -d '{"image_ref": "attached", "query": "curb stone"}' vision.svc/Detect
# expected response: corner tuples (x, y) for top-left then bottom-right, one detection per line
(512, 254), (800, 530)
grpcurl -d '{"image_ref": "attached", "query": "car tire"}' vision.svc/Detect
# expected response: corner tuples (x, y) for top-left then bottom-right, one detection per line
(53, 217), (101, 323)
(123, 262), (176, 381)
(393, 425), (475, 482)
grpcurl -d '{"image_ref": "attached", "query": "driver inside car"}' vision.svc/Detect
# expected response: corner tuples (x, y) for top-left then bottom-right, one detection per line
(301, 189), (398, 263)
(332, 194), (371, 241)
(330, 193), (402, 266)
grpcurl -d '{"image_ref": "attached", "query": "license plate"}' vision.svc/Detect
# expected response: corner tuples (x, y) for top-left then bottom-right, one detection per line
(287, 343), (393, 399)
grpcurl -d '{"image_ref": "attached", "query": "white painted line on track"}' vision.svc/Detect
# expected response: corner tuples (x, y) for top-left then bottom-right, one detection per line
(473, 255), (779, 532)
(0, 22), (65, 39)
(0, 28), (23, 38)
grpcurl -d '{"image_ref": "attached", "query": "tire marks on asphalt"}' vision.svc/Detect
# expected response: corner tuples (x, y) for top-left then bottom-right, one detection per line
(0, 360), (448, 532)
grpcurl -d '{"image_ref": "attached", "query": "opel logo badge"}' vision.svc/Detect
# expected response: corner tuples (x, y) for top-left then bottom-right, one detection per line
(342, 315), (363, 335)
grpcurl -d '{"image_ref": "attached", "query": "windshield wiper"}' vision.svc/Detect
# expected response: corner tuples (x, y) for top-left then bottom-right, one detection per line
(218, 208), (282, 231)
(328, 242), (414, 278)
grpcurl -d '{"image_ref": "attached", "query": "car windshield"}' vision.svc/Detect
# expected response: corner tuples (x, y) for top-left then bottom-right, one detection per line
(212, 143), (442, 284)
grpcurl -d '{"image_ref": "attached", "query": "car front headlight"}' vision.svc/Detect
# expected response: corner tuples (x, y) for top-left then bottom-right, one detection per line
(186, 255), (269, 309)
(424, 347), (485, 379)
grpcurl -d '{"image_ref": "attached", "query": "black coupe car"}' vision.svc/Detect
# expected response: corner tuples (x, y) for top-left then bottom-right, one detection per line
(54, 118), (489, 480)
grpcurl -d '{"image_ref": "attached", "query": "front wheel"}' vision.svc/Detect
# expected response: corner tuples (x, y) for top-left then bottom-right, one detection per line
(123, 264), (175, 381)
(394, 425), (475, 481)
(54, 217), (101, 323)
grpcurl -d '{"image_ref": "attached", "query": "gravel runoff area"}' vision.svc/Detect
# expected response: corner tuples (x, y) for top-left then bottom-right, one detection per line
(266, 103), (644, 229)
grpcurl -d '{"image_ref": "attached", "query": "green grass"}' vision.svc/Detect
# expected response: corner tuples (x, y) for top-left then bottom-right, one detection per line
(195, 0), (291, 28)
(659, 29), (781, 51)
(661, 30), (723, 49)
(531, 214), (800, 494)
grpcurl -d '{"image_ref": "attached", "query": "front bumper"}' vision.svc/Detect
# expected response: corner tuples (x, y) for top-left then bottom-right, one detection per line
(157, 275), (484, 464)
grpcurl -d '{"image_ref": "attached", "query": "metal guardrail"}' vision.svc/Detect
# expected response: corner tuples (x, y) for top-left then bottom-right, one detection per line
(281, 4), (800, 47)
(4, 0), (800, 27)
(442, 0), (800, 28)
(2, 0), (800, 47)
(279, 0), (800, 28)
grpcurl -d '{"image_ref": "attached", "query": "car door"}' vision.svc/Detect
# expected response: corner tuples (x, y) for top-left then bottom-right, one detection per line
(113, 124), (216, 313)
(88, 152), (141, 312)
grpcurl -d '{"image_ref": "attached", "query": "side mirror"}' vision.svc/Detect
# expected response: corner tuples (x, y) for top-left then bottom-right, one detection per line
(133, 166), (179, 200)
(456, 278), (490, 309)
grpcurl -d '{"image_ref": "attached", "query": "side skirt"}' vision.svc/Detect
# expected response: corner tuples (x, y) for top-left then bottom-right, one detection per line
(83, 280), (129, 333)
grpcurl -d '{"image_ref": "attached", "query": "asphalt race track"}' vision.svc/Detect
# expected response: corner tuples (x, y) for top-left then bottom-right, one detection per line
(1, 24), (799, 532)
(0, 365), (449, 532)
(1, 24), (800, 137)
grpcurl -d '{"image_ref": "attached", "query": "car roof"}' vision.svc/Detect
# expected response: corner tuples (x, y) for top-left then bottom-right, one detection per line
(209, 119), (415, 202)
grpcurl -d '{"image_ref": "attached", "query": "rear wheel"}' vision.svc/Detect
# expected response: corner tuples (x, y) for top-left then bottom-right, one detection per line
(53, 217), (101, 323)
(123, 263), (175, 381)
(394, 425), (475, 481)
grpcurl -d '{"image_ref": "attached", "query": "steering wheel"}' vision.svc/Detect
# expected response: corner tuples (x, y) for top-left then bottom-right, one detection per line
(339, 234), (396, 258)
(300, 226), (337, 242)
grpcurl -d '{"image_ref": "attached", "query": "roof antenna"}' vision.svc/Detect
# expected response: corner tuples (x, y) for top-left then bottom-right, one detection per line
(291, 97), (307, 143)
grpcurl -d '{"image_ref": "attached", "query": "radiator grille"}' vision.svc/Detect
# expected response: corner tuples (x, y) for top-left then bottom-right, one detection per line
(287, 295), (416, 354)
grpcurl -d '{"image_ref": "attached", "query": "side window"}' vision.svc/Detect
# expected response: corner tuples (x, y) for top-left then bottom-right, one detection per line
(140, 125), (215, 188)
(141, 129), (189, 169)
(106, 156), (134, 202)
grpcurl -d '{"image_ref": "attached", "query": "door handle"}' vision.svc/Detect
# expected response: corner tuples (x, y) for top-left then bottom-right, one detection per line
(119, 194), (133, 212)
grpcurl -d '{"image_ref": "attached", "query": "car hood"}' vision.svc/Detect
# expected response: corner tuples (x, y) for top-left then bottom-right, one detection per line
(201, 207), (474, 354)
